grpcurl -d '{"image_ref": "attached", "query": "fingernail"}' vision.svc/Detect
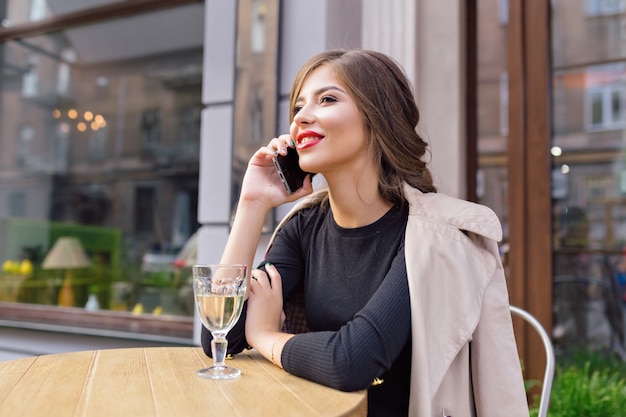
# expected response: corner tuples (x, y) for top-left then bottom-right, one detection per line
(265, 262), (272, 268)
(280, 147), (287, 154)
(289, 139), (295, 147)
(272, 150), (279, 155)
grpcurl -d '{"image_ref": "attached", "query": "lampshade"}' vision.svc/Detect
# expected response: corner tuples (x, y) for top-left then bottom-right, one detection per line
(42, 237), (91, 269)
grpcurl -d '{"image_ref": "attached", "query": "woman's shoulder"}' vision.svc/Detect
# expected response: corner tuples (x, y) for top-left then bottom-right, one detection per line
(267, 190), (329, 248)
(402, 184), (502, 241)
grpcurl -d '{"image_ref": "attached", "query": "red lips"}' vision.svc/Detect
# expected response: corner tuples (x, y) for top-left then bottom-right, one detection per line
(296, 130), (324, 150)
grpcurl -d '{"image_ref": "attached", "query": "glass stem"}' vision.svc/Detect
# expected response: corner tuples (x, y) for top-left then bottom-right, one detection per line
(211, 336), (228, 367)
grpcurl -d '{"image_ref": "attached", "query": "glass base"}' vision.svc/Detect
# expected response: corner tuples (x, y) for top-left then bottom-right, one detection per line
(196, 365), (241, 379)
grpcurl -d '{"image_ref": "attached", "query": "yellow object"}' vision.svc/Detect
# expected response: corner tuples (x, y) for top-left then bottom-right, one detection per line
(152, 306), (163, 316)
(41, 237), (91, 308)
(132, 303), (144, 315)
(18, 260), (33, 276)
(57, 280), (75, 307)
(2, 260), (18, 274)
(57, 270), (75, 307)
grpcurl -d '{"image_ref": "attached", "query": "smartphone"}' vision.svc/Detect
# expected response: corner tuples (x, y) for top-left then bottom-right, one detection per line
(273, 147), (312, 193)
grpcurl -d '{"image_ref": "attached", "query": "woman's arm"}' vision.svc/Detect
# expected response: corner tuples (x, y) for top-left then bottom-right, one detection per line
(247, 247), (411, 391)
(200, 135), (313, 357)
(282, 257), (411, 391)
(218, 135), (313, 270)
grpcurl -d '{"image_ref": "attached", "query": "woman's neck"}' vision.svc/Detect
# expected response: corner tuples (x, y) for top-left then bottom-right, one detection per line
(325, 175), (393, 229)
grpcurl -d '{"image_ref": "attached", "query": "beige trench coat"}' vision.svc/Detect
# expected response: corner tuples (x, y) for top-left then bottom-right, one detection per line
(271, 184), (530, 417)
(402, 184), (528, 417)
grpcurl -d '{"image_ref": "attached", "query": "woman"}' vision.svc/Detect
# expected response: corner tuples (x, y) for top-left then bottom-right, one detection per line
(201, 49), (529, 416)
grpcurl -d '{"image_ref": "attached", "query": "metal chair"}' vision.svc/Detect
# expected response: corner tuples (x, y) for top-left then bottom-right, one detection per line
(510, 306), (556, 417)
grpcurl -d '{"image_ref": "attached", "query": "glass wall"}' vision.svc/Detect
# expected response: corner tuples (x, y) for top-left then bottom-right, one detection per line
(551, 0), (625, 356)
(478, 0), (625, 357)
(0, 2), (204, 324)
(476, 0), (509, 259)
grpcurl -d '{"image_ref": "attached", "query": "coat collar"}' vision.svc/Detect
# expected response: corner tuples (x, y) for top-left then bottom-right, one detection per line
(402, 183), (502, 242)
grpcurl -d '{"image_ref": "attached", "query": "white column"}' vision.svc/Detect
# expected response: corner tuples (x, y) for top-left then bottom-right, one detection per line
(362, 0), (466, 198)
(415, 1), (466, 198)
(195, 0), (238, 345)
(361, 0), (416, 85)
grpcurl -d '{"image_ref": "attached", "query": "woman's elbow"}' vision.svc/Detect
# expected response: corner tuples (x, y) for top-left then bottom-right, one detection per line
(323, 363), (376, 392)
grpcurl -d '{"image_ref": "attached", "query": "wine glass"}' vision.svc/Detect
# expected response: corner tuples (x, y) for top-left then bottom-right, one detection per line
(193, 263), (248, 379)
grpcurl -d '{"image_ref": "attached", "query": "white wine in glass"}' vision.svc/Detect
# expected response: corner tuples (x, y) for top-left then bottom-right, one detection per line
(193, 264), (247, 379)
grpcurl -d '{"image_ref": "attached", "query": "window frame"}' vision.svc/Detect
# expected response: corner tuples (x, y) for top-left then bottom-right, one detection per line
(585, 82), (626, 131)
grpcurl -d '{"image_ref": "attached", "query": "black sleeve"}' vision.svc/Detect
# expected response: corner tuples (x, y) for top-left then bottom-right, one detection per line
(200, 304), (249, 356)
(281, 249), (411, 392)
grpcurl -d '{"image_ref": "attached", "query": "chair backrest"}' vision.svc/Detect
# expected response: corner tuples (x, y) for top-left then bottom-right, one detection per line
(510, 306), (555, 417)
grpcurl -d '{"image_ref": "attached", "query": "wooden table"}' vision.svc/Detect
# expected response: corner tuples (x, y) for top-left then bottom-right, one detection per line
(0, 347), (366, 417)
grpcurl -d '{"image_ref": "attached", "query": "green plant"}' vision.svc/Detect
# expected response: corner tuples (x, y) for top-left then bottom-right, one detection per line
(529, 351), (626, 417)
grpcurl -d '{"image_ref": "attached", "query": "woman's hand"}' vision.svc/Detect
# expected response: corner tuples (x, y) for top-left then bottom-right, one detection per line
(245, 264), (285, 343)
(239, 134), (314, 211)
(218, 136), (312, 286)
(245, 264), (293, 368)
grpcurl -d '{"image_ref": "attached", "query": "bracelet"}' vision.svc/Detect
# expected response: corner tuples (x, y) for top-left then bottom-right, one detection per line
(270, 335), (286, 367)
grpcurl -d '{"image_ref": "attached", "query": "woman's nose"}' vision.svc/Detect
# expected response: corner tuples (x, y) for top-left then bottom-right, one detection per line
(293, 104), (315, 125)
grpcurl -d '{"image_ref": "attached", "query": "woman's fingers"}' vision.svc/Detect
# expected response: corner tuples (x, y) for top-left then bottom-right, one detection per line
(266, 134), (295, 156)
(249, 269), (269, 293)
(250, 264), (281, 292)
(264, 263), (282, 294)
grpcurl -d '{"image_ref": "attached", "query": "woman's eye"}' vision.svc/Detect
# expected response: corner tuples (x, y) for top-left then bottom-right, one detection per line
(320, 96), (337, 104)
(293, 105), (303, 114)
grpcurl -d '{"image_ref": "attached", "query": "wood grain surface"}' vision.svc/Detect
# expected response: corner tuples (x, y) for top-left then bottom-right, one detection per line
(0, 347), (366, 417)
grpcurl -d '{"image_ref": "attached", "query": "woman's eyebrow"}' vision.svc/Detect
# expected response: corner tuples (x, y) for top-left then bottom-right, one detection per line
(296, 85), (346, 101)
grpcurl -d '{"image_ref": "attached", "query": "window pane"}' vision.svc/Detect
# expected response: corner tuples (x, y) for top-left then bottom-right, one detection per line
(477, 0), (509, 244)
(611, 88), (623, 122)
(591, 90), (604, 126)
(0, 4), (203, 321)
(554, 0), (625, 68)
(552, 1), (626, 356)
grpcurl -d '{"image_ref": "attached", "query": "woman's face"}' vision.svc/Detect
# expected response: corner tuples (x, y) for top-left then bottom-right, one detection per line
(289, 65), (369, 177)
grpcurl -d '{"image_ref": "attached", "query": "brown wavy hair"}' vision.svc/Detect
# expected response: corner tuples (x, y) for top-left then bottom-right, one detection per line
(289, 49), (437, 205)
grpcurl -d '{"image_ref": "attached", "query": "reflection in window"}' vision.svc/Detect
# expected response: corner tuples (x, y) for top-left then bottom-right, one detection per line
(52, 122), (69, 171)
(499, 0), (508, 24)
(0, 2), (203, 324)
(135, 186), (156, 234)
(232, 0), (279, 234)
(178, 105), (201, 145)
(585, 0), (626, 16)
(89, 127), (108, 162)
(17, 124), (34, 161)
(612, 88), (623, 121)
(585, 64), (625, 130)
(251, 0), (267, 53)
(476, 0), (509, 232)
(142, 109), (162, 145)
(22, 55), (39, 98)
(250, 87), (264, 144)
(8, 193), (26, 217)
(587, 84), (625, 129)
(57, 48), (75, 96)
(499, 72), (509, 136)
(29, 0), (47, 22)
